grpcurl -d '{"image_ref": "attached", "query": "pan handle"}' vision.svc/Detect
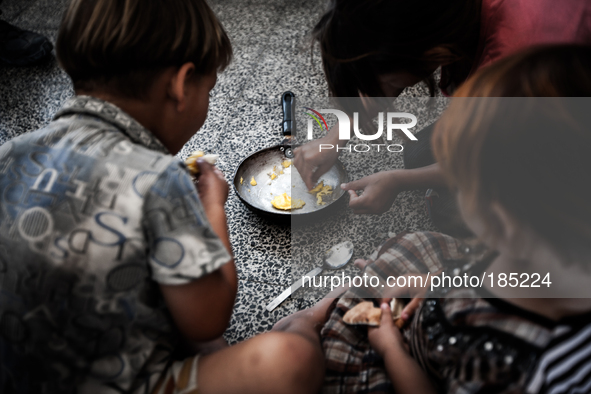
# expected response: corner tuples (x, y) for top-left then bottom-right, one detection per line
(282, 91), (296, 136)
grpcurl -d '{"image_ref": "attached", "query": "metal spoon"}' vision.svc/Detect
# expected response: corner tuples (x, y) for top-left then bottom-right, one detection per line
(266, 241), (354, 311)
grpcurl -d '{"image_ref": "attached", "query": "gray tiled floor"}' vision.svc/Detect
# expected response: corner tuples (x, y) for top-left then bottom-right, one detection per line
(0, 0), (438, 344)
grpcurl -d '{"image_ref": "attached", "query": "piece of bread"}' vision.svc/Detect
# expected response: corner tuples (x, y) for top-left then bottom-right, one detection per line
(390, 298), (405, 328)
(343, 299), (405, 328)
(185, 151), (219, 175)
(342, 301), (382, 326)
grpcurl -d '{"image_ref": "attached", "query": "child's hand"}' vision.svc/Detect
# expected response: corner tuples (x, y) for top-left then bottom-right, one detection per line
(368, 303), (407, 358)
(293, 132), (340, 190)
(195, 159), (229, 208)
(379, 272), (436, 324)
(369, 303), (437, 394)
(340, 170), (403, 215)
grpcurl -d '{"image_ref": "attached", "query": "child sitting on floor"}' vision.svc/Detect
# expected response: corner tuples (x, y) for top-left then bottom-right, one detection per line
(278, 44), (591, 393)
(0, 1), (322, 393)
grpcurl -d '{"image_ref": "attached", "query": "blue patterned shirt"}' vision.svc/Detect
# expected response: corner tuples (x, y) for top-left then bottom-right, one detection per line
(0, 96), (231, 393)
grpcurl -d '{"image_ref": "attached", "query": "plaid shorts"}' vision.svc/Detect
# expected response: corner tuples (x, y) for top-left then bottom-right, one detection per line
(321, 231), (460, 393)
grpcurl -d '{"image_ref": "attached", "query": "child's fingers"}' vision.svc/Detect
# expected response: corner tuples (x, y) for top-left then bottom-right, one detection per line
(213, 167), (225, 179)
(353, 259), (371, 271)
(348, 191), (371, 214)
(379, 302), (393, 327)
(340, 177), (369, 192)
(299, 163), (316, 190)
(196, 159), (224, 179)
(196, 159), (214, 173)
(378, 298), (393, 313)
(293, 149), (316, 190)
(312, 161), (334, 184)
(309, 171), (323, 191)
(401, 297), (423, 321)
(347, 191), (365, 213)
(347, 189), (359, 201)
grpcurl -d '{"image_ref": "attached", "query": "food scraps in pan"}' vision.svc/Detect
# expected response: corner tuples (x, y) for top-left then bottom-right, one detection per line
(240, 177), (244, 185)
(282, 159), (292, 168)
(309, 181), (333, 205)
(342, 299), (405, 328)
(271, 193), (305, 210)
(250, 176), (257, 186)
(185, 151), (219, 175)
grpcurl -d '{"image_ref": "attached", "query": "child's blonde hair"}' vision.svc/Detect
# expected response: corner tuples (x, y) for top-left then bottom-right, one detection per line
(433, 45), (591, 262)
(56, 0), (232, 98)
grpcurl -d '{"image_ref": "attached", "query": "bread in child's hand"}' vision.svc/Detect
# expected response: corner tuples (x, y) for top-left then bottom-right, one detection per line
(343, 301), (382, 326)
(343, 299), (405, 328)
(185, 151), (219, 175)
(390, 298), (405, 328)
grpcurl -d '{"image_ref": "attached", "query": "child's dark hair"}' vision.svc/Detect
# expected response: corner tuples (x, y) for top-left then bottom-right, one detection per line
(433, 45), (591, 263)
(312, 0), (481, 98)
(56, 0), (232, 99)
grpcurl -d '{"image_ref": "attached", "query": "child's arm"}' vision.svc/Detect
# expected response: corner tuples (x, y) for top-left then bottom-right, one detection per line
(368, 303), (437, 394)
(341, 164), (446, 215)
(160, 160), (237, 342)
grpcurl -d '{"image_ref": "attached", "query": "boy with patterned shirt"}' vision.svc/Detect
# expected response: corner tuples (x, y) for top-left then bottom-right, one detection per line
(0, 1), (323, 393)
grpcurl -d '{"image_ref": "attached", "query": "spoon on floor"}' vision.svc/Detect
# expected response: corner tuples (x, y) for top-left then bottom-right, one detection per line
(266, 241), (354, 311)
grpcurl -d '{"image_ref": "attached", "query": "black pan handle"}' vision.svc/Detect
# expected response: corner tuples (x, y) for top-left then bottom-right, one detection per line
(282, 91), (295, 136)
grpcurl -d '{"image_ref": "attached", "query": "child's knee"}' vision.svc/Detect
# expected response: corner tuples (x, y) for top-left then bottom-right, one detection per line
(252, 332), (324, 393)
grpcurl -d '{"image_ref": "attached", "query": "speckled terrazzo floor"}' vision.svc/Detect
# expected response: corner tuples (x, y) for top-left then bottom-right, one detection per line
(0, 0), (441, 344)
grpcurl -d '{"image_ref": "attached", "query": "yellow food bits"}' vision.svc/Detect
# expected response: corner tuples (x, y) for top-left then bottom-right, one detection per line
(282, 159), (292, 168)
(250, 176), (257, 186)
(292, 198), (306, 209)
(279, 170), (284, 175)
(271, 193), (305, 210)
(185, 151), (204, 174)
(185, 151), (219, 175)
(315, 186), (333, 205)
(270, 173), (277, 180)
(309, 181), (325, 194)
(309, 181), (333, 205)
(240, 177), (244, 185)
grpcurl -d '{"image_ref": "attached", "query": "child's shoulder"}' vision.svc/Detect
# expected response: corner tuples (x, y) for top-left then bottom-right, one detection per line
(3, 96), (180, 174)
(0, 97), (193, 223)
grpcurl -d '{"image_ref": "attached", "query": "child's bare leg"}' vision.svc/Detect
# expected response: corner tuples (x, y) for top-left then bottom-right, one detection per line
(198, 298), (334, 393)
(198, 331), (324, 394)
(200, 286), (348, 394)
(273, 297), (334, 337)
(192, 336), (229, 356)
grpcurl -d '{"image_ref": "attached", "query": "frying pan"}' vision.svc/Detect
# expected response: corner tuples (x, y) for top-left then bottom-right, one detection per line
(233, 92), (349, 221)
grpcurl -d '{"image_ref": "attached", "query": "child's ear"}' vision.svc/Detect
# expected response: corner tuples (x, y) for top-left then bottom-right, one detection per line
(490, 201), (521, 250)
(168, 62), (196, 112)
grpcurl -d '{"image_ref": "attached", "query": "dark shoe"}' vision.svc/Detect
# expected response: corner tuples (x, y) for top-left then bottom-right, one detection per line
(0, 20), (53, 66)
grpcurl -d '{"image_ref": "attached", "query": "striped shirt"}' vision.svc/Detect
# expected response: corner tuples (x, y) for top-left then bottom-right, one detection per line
(527, 320), (591, 394)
